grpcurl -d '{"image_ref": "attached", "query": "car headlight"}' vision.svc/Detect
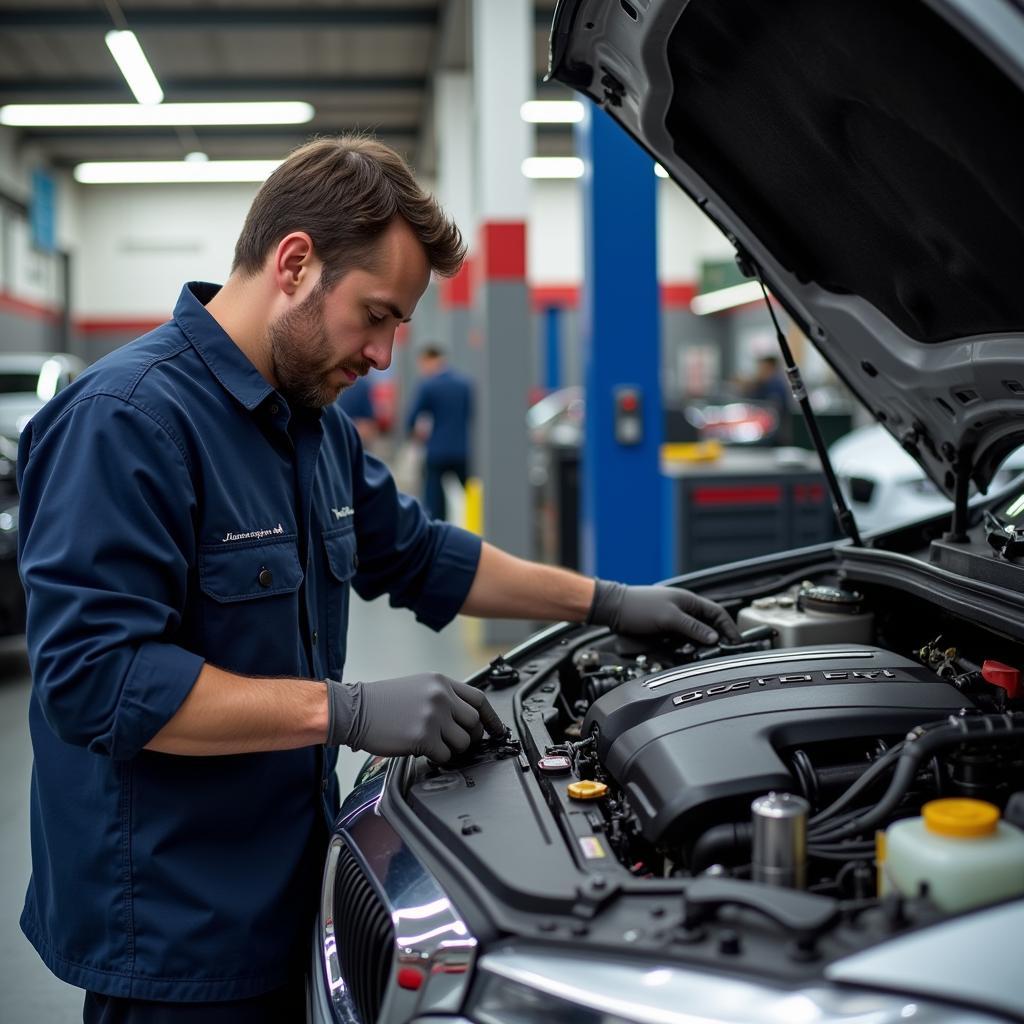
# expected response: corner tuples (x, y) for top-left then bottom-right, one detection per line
(465, 947), (1000, 1024)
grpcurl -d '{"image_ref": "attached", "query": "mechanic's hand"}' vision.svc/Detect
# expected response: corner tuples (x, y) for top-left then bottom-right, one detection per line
(586, 579), (741, 645)
(326, 674), (505, 763)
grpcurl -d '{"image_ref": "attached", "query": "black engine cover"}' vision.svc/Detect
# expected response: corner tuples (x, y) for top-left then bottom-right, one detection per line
(583, 645), (972, 843)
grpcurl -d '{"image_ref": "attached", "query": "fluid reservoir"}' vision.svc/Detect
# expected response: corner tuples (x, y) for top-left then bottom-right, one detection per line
(883, 798), (1024, 913)
(737, 585), (873, 647)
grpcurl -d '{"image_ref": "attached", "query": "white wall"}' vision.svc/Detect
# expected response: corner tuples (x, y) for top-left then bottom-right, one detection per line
(527, 178), (583, 284)
(63, 174), (735, 320)
(72, 183), (258, 319)
(657, 180), (736, 282)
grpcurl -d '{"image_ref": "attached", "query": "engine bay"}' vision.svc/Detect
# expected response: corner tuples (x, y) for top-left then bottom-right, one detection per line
(400, 564), (1024, 972)
(531, 578), (1024, 901)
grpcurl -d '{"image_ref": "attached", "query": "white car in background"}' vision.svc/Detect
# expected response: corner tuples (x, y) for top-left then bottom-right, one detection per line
(0, 352), (85, 444)
(832, 424), (1024, 534)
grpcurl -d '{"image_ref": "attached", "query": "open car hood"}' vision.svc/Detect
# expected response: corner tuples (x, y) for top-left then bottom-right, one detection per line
(549, 0), (1024, 500)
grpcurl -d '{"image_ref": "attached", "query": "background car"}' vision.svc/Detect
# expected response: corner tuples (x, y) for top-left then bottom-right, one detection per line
(832, 424), (1024, 534)
(0, 439), (22, 637)
(0, 352), (85, 444)
(0, 354), (80, 637)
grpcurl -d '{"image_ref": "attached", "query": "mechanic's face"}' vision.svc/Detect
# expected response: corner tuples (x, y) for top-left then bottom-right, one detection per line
(268, 217), (431, 409)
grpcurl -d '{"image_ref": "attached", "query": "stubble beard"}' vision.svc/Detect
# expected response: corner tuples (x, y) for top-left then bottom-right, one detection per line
(267, 284), (369, 409)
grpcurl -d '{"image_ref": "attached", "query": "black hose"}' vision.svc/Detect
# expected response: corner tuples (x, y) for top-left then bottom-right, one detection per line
(810, 713), (1024, 843)
(689, 822), (753, 873)
(809, 742), (904, 827)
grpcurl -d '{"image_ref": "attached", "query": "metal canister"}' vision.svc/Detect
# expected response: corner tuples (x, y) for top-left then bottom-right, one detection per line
(751, 792), (809, 889)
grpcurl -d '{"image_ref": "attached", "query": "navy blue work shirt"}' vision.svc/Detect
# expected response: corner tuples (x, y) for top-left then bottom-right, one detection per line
(16, 282), (482, 1002)
(405, 367), (473, 463)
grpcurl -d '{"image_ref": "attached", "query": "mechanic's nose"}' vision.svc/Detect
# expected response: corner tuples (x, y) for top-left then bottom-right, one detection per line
(365, 333), (394, 371)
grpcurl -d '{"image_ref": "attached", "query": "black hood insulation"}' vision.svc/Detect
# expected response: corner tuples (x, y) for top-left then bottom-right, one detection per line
(666, 0), (1024, 343)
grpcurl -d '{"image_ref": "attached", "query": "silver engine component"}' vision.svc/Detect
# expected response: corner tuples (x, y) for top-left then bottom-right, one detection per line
(751, 792), (809, 889)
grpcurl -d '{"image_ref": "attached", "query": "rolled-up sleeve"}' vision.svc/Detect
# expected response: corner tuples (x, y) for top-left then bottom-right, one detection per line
(347, 424), (481, 631)
(18, 394), (204, 759)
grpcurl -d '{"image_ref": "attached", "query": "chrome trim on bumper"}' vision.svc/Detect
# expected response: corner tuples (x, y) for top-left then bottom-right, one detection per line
(314, 772), (478, 1024)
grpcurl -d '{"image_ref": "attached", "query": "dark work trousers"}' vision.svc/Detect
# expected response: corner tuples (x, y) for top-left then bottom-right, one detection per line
(423, 458), (468, 521)
(82, 976), (306, 1023)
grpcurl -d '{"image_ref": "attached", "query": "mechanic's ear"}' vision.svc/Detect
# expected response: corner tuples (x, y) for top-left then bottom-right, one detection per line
(273, 232), (316, 295)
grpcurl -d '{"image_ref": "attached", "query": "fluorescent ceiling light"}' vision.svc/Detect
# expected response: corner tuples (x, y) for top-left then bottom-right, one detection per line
(105, 30), (164, 105)
(522, 156), (584, 179)
(654, 163), (669, 178)
(0, 102), (314, 127)
(691, 280), (765, 315)
(520, 100), (585, 124)
(74, 160), (282, 184)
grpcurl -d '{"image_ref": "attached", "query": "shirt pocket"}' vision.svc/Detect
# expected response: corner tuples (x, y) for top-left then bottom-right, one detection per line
(197, 537), (304, 674)
(322, 525), (359, 677)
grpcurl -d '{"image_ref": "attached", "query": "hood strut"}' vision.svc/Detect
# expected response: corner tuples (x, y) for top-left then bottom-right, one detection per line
(742, 255), (863, 547)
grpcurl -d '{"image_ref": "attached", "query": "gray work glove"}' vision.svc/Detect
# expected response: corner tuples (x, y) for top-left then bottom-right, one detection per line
(326, 673), (505, 763)
(586, 579), (741, 646)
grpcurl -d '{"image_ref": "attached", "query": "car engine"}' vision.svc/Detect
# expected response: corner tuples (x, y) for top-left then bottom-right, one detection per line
(534, 580), (1024, 900)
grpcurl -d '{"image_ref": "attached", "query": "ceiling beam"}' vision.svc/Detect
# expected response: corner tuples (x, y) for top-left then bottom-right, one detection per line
(1, 7), (557, 29)
(0, 76), (429, 98)
(0, 7), (441, 28)
(19, 126), (420, 142)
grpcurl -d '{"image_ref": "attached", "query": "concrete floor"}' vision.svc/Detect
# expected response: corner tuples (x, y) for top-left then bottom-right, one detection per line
(0, 592), (513, 1022)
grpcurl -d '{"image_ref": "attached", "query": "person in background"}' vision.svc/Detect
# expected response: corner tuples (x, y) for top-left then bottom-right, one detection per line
(405, 343), (472, 521)
(338, 372), (378, 445)
(746, 354), (792, 443)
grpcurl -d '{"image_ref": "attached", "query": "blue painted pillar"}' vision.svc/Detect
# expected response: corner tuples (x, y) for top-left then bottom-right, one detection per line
(543, 305), (562, 391)
(577, 103), (662, 583)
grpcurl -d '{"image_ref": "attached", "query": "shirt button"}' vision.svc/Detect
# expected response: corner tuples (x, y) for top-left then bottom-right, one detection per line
(352, 553), (359, 571)
(270, 403), (279, 415)
(311, 630), (318, 645)
(258, 567), (273, 588)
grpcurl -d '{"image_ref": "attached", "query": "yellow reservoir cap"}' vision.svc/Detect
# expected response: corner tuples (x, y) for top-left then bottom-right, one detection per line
(568, 780), (608, 801)
(923, 798), (1000, 838)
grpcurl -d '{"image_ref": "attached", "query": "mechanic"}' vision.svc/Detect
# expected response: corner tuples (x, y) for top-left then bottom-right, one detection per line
(405, 341), (473, 520)
(16, 136), (740, 1024)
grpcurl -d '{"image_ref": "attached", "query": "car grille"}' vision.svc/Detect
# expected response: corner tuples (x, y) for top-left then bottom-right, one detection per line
(847, 476), (876, 504)
(333, 839), (394, 1024)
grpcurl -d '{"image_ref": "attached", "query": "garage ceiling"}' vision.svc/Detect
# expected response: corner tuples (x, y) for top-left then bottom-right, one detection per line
(0, 0), (570, 174)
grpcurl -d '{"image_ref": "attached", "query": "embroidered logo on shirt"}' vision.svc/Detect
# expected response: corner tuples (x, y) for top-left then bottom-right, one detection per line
(331, 506), (355, 521)
(222, 523), (285, 543)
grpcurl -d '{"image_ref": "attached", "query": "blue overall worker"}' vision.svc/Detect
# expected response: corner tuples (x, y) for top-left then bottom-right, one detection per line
(16, 136), (741, 1023)
(405, 343), (472, 520)
(337, 371), (378, 445)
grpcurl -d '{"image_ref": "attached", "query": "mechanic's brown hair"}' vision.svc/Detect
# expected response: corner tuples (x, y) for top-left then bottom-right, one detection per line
(232, 134), (465, 283)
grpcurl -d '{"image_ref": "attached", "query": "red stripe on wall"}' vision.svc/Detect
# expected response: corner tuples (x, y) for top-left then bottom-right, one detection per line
(438, 258), (473, 309)
(479, 221), (526, 281)
(531, 285), (579, 310)
(661, 282), (698, 307)
(693, 484), (783, 507)
(75, 318), (168, 334)
(527, 281), (698, 311)
(0, 290), (62, 323)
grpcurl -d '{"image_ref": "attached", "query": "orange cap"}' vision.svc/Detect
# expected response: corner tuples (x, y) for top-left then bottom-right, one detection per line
(923, 798), (999, 838)
(568, 780), (608, 801)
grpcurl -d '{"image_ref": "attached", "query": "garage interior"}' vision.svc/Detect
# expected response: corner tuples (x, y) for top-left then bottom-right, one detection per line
(0, 1), (925, 1020)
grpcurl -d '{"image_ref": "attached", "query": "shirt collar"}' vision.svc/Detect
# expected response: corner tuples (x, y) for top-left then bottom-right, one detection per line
(173, 282), (276, 411)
